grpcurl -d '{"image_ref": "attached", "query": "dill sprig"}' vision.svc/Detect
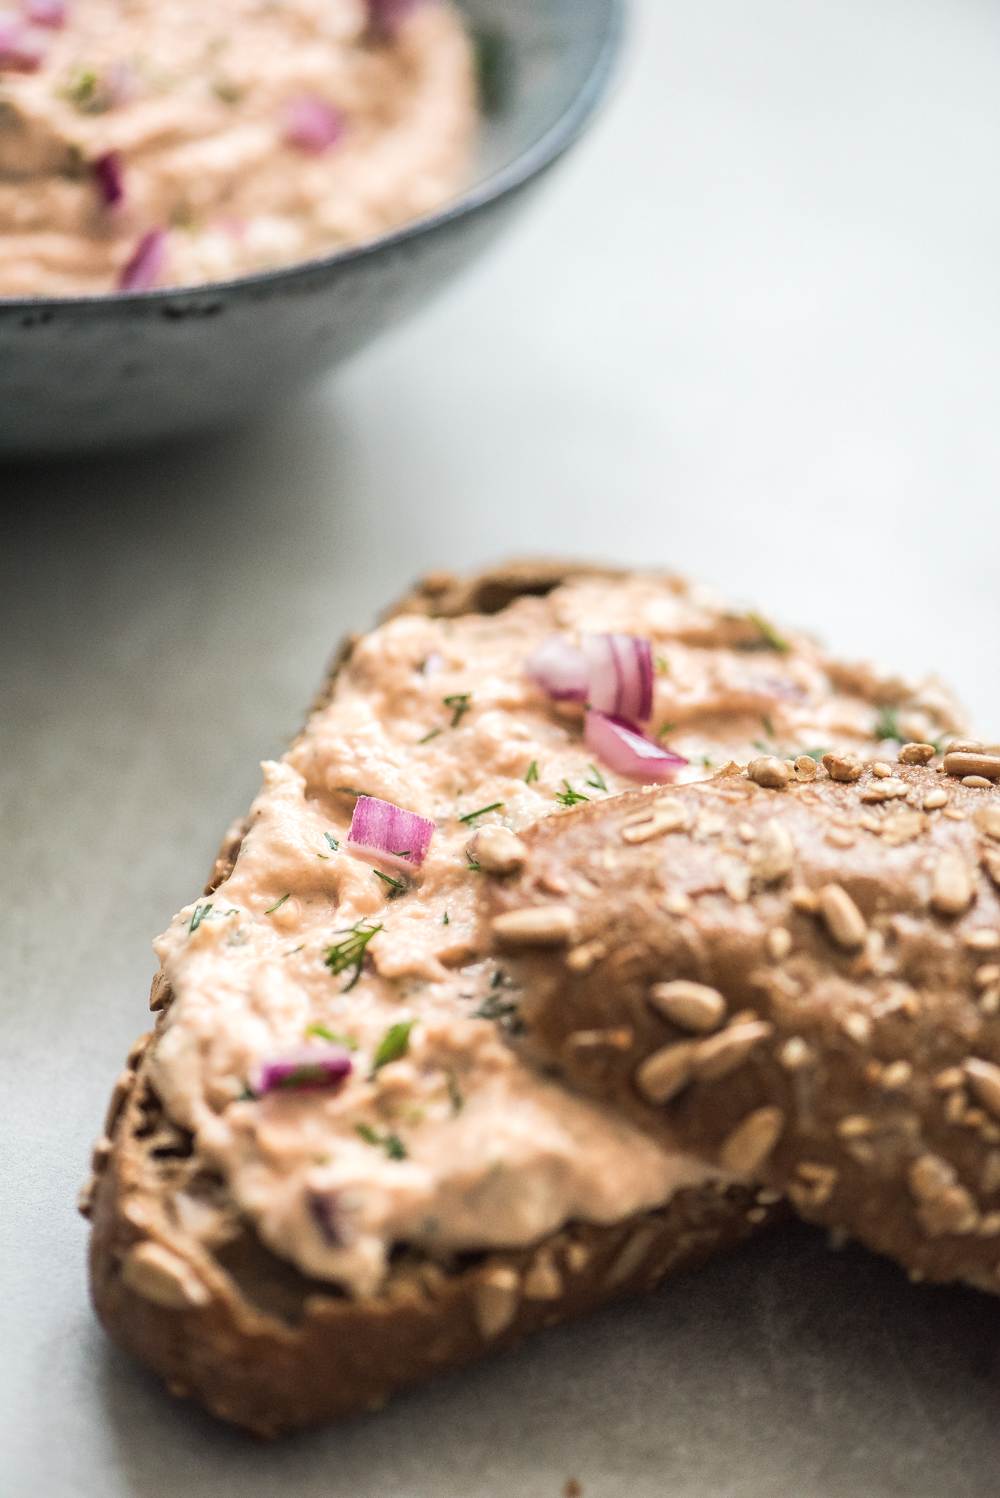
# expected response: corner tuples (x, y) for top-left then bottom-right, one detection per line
(584, 763), (607, 792)
(355, 1123), (406, 1160)
(443, 693), (472, 728)
(372, 1019), (416, 1070)
(305, 1023), (357, 1050)
(747, 612), (789, 653)
(524, 760), (539, 784)
(458, 801), (504, 826)
(555, 781), (589, 808)
(323, 920), (383, 991)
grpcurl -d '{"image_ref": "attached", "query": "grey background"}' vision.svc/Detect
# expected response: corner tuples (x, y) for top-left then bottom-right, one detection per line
(3, 0), (1000, 1493)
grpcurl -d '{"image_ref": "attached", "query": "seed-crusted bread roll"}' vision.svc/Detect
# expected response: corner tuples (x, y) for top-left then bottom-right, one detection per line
(483, 750), (1000, 1294)
(83, 561), (966, 1435)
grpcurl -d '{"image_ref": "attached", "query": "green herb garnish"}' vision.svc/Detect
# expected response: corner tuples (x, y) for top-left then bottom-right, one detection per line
(265, 893), (291, 914)
(656, 656), (670, 675)
(874, 707), (902, 742)
(373, 1019), (416, 1070)
(524, 759), (539, 784)
(761, 714), (776, 741)
(474, 990), (523, 1032)
(323, 920), (383, 991)
(61, 67), (108, 114)
(584, 763), (607, 792)
(189, 902), (212, 933)
(355, 1123), (407, 1160)
(458, 801), (504, 825)
(656, 721), (677, 741)
(444, 693), (472, 728)
(465, 853), (481, 872)
(442, 910), (450, 925)
(418, 727), (443, 745)
(747, 612), (789, 653)
(324, 832), (339, 851)
(373, 868), (408, 898)
(334, 785), (361, 797)
(446, 1070), (463, 1115)
(305, 1023), (358, 1050)
(555, 780), (589, 808)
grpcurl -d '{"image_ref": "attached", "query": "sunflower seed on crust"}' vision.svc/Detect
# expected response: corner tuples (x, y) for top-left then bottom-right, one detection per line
(818, 884), (867, 950)
(648, 980), (727, 1033)
(491, 906), (577, 948)
(719, 1107), (784, 1175)
(122, 1243), (210, 1310)
(473, 1266), (520, 1338)
(636, 1041), (698, 1104)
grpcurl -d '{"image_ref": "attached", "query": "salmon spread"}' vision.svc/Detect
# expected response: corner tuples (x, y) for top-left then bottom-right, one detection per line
(0, 0), (475, 296)
(148, 572), (966, 1296)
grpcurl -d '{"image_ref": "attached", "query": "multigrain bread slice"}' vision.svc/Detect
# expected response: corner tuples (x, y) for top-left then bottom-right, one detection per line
(82, 561), (966, 1436)
(482, 752), (1000, 1293)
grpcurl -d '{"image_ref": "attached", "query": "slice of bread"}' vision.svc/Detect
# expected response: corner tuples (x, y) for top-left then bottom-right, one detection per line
(482, 758), (1000, 1293)
(83, 561), (965, 1436)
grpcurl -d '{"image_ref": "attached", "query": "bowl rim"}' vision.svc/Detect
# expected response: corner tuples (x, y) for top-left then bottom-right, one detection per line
(0, 0), (626, 315)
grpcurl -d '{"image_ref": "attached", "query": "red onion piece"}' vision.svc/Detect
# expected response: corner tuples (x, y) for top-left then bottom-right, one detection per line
(23, 0), (63, 25)
(524, 634), (589, 702)
(348, 795), (435, 872)
(421, 652), (445, 677)
(581, 633), (653, 723)
(92, 149), (124, 208)
(367, 0), (420, 43)
(281, 95), (346, 153)
(584, 711), (688, 783)
(116, 227), (166, 292)
(252, 1044), (353, 1096)
(0, 13), (46, 70)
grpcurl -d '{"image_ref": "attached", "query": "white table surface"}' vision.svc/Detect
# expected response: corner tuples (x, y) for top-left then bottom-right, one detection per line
(3, 1), (1000, 1493)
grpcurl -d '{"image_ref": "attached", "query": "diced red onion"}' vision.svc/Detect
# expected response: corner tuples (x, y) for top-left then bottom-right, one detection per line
(252, 1044), (353, 1096)
(116, 227), (166, 291)
(0, 13), (46, 70)
(422, 652), (445, 677)
(23, 0), (63, 24)
(92, 150), (124, 208)
(367, 0), (420, 43)
(584, 711), (688, 783)
(281, 95), (346, 154)
(581, 633), (653, 723)
(525, 634), (589, 702)
(348, 795), (435, 872)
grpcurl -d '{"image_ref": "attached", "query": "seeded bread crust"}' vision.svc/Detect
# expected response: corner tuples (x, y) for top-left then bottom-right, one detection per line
(483, 758), (1000, 1292)
(84, 560), (779, 1437)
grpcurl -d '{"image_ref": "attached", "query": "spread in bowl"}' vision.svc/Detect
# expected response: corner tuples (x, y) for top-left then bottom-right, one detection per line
(0, 0), (475, 296)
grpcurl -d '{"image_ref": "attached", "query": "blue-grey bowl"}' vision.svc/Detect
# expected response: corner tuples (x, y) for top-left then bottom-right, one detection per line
(0, 0), (623, 456)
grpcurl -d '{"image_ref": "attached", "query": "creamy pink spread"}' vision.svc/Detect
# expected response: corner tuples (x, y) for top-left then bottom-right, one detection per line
(149, 573), (965, 1296)
(0, 0), (474, 295)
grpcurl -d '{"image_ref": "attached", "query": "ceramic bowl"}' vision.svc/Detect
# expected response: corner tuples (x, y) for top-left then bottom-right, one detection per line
(0, 0), (623, 456)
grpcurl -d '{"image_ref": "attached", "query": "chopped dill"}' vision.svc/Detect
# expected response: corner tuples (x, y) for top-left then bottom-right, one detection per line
(656, 721), (677, 741)
(334, 785), (361, 797)
(373, 868), (408, 898)
(189, 902), (212, 933)
(324, 832), (339, 851)
(524, 759), (539, 784)
(747, 612), (789, 653)
(418, 726), (443, 745)
(555, 780), (589, 808)
(323, 920), (382, 991)
(373, 1019), (416, 1070)
(442, 910), (450, 925)
(305, 1023), (358, 1050)
(355, 1123), (407, 1160)
(446, 1069), (463, 1115)
(458, 801), (504, 826)
(443, 693), (472, 728)
(265, 893), (291, 914)
(874, 707), (902, 742)
(465, 852), (481, 872)
(761, 714), (777, 741)
(656, 656), (670, 674)
(585, 763), (607, 792)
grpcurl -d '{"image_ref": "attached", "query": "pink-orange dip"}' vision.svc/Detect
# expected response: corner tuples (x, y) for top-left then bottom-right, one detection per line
(149, 573), (965, 1296)
(0, 0), (475, 295)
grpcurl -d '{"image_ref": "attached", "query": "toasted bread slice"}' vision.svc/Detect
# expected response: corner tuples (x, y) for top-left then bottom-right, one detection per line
(83, 561), (966, 1435)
